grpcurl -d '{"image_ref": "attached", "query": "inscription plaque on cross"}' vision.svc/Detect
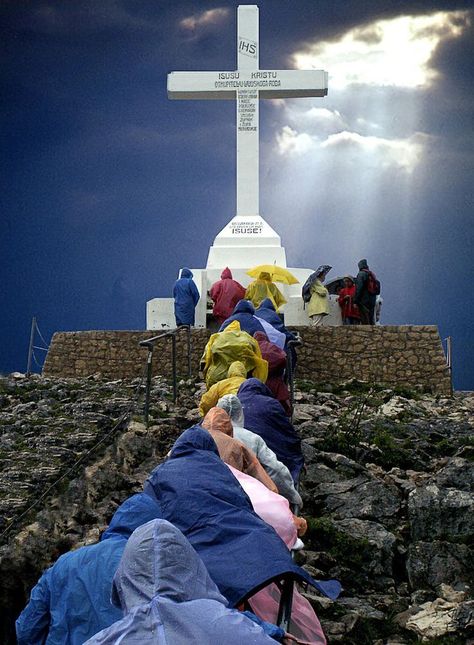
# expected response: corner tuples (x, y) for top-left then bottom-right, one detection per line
(168, 4), (328, 217)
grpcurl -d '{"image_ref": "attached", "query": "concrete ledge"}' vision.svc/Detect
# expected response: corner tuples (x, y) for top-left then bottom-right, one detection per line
(42, 325), (452, 395)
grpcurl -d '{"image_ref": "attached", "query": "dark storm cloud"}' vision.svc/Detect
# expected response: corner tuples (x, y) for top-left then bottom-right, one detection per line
(1, 0), (473, 388)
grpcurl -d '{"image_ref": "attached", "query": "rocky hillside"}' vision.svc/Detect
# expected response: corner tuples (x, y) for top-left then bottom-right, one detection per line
(0, 373), (473, 644)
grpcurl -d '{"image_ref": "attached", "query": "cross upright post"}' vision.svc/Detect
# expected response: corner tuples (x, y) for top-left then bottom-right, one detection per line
(236, 5), (259, 216)
(167, 4), (328, 219)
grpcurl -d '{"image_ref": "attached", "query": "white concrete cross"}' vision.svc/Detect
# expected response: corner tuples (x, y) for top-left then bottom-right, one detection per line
(168, 5), (328, 218)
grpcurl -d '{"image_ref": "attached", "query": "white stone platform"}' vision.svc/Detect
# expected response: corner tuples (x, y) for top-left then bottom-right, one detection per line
(146, 215), (342, 329)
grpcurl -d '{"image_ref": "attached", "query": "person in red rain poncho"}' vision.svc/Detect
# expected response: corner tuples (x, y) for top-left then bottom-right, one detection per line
(253, 331), (292, 417)
(338, 276), (361, 325)
(209, 268), (246, 325)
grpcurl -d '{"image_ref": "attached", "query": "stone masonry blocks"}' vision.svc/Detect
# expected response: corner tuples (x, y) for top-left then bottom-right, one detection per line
(42, 325), (452, 395)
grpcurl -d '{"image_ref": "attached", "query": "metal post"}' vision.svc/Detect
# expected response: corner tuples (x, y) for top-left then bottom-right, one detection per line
(277, 577), (294, 632)
(171, 334), (177, 402)
(446, 336), (453, 396)
(26, 317), (36, 376)
(144, 348), (154, 427)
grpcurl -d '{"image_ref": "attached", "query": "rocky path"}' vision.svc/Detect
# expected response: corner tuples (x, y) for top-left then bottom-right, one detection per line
(0, 373), (473, 643)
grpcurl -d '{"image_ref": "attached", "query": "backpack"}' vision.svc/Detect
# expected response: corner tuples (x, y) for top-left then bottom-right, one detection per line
(364, 270), (381, 296)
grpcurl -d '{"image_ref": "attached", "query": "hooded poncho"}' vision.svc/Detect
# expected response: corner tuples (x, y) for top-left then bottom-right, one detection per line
(172, 267), (200, 326)
(219, 299), (265, 335)
(217, 394), (302, 507)
(144, 427), (340, 607)
(85, 519), (277, 644)
(253, 331), (291, 415)
(209, 268), (246, 323)
(201, 407), (278, 493)
(244, 273), (287, 311)
(238, 379), (304, 482)
(199, 361), (247, 417)
(255, 299), (297, 345)
(16, 493), (162, 645)
(200, 320), (268, 388)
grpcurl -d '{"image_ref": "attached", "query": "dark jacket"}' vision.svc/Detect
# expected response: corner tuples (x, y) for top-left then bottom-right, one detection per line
(354, 260), (376, 308)
(16, 494), (162, 645)
(237, 379), (304, 481)
(219, 299), (266, 337)
(173, 268), (200, 326)
(144, 426), (340, 606)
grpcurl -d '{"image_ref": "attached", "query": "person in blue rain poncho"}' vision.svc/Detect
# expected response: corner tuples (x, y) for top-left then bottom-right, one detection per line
(144, 426), (340, 608)
(172, 267), (200, 326)
(219, 299), (267, 337)
(16, 493), (162, 645)
(220, 299), (286, 349)
(85, 519), (284, 644)
(238, 379), (304, 482)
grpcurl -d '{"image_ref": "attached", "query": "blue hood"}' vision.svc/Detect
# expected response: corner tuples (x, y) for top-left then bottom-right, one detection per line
(101, 493), (162, 541)
(169, 425), (220, 459)
(232, 299), (255, 315)
(238, 379), (305, 482)
(180, 267), (193, 278)
(257, 298), (276, 312)
(111, 519), (227, 611)
(238, 377), (274, 398)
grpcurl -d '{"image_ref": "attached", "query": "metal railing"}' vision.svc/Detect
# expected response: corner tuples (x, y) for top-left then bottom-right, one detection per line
(443, 336), (453, 395)
(285, 333), (302, 420)
(277, 481), (301, 631)
(139, 325), (192, 426)
(26, 316), (50, 374)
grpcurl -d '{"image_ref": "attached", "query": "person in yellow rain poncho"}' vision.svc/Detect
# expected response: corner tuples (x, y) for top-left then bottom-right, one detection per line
(244, 272), (287, 311)
(199, 361), (247, 417)
(200, 321), (268, 389)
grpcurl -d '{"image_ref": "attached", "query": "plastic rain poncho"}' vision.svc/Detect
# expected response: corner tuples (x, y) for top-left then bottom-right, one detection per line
(199, 361), (247, 417)
(244, 273), (287, 312)
(238, 379), (304, 482)
(254, 331), (291, 416)
(209, 268), (246, 324)
(143, 426), (340, 606)
(226, 465), (298, 549)
(85, 519), (277, 644)
(217, 394), (302, 507)
(219, 299), (266, 337)
(16, 493), (162, 645)
(255, 299), (297, 345)
(172, 267), (200, 326)
(200, 320), (268, 388)
(201, 407), (278, 493)
(227, 471), (327, 644)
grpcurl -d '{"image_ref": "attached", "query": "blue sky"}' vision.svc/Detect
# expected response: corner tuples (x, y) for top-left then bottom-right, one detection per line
(1, 1), (473, 389)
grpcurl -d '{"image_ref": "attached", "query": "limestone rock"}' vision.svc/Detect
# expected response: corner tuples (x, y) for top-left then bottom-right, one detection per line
(403, 598), (474, 640)
(408, 484), (474, 541)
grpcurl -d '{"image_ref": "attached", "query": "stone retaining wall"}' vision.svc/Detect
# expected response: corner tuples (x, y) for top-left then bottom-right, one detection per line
(43, 325), (452, 394)
(292, 325), (451, 394)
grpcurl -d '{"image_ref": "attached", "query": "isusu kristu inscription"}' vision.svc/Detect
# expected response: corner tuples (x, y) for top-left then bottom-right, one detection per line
(215, 71), (281, 89)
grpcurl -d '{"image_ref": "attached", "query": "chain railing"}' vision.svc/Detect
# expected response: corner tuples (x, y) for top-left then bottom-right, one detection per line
(139, 325), (193, 426)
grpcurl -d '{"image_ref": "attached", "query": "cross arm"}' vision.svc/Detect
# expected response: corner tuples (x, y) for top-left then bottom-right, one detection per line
(167, 70), (328, 100)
